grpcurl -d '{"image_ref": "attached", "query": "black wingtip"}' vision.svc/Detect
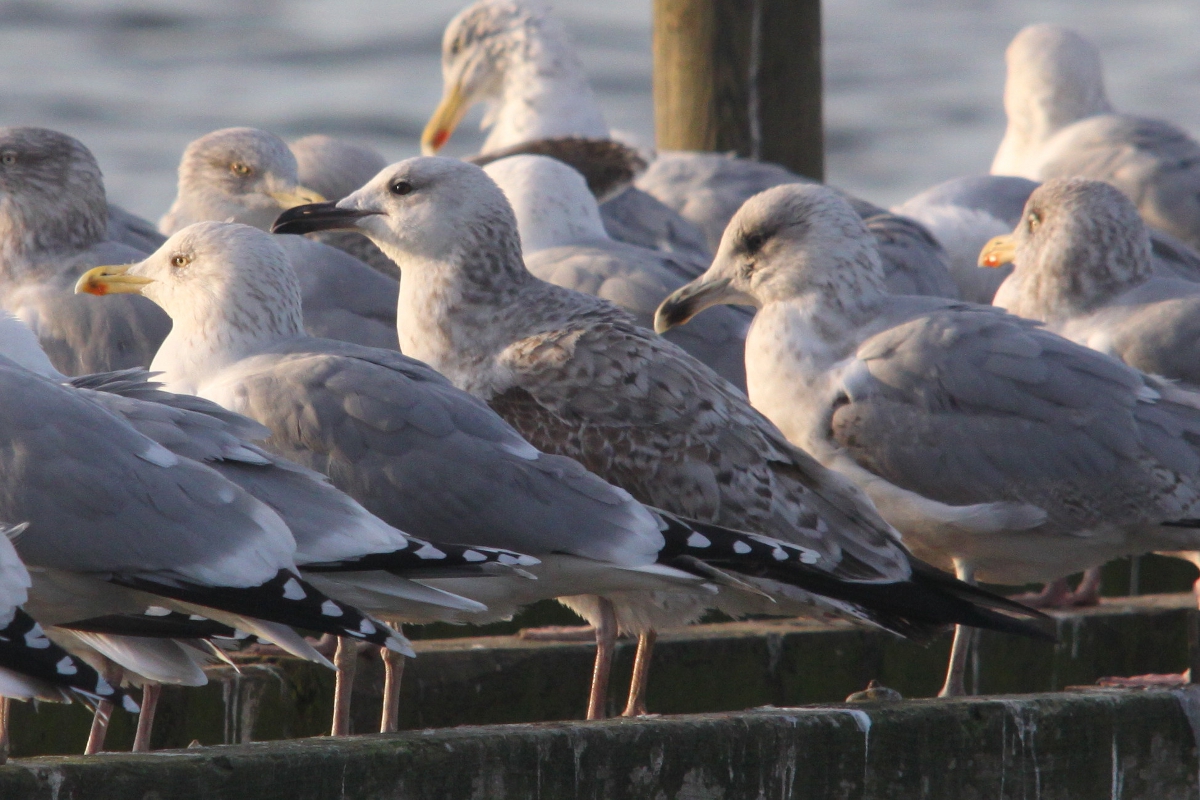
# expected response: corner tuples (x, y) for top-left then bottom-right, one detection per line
(302, 539), (540, 578)
(0, 609), (139, 711)
(653, 511), (1055, 642)
(111, 570), (402, 648)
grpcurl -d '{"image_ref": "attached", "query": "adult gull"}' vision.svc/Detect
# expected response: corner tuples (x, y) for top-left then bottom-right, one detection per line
(159, 127), (399, 350)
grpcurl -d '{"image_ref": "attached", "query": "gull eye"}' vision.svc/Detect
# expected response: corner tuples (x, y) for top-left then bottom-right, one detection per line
(390, 180), (414, 196)
(230, 162), (253, 177)
(170, 253), (192, 269)
(742, 231), (766, 255)
(1027, 210), (1042, 232)
(0, 152), (16, 166)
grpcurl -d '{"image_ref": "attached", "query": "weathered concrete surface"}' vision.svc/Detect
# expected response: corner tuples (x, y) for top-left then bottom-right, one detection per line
(2, 689), (1198, 799)
(7, 593), (1198, 756)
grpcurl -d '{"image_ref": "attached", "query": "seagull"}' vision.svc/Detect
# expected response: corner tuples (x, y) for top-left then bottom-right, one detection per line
(992, 24), (1200, 253)
(483, 153), (752, 390)
(0, 526), (140, 761)
(158, 127), (399, 350)
(290, 135), (399, 281)
(654, 181), (1200, 695)
(982, 177), (1200, 386)
(0, 127), (171, 376)
(272, 156), (1050, 713)
(421, 0), (958, 301)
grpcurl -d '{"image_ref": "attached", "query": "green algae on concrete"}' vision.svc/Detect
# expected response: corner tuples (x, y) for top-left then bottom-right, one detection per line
(1, 689), (1197, 800)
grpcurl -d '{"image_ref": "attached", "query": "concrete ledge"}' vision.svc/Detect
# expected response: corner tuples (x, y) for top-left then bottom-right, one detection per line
(6, 593), (1198, 755)
(3, 688), (1198, 799)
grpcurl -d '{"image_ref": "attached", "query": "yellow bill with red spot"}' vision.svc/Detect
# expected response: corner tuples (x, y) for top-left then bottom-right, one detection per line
(74, 265), (154, 296)
(978, 234), (1017, 268)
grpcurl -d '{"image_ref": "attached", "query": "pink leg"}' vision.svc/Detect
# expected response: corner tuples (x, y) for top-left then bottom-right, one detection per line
(131, 683), (161, 753)
(586, 598), (618, 721)
(621, 630), (657, 717)
(379, 647), (406, 734)
(84, 661), (125, 755)
(330, 637), (358, 737)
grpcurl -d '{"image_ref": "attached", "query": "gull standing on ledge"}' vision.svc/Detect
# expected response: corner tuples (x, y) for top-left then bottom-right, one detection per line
(654, 182), (1200, 694)
(992, 24), (1200, 252)
(159, 127), (399, 350)
(273, 157), (1050, 713)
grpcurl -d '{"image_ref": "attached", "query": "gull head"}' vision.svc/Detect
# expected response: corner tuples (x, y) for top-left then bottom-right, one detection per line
(290, 135), (387, 203)
(161, 127), (326, 236)
(77, 221), (304, 346)
(656, 184), (885, 333)
(274, 156), (525, 280)
(998, 25), (1108, 146)
(0, 127), (108, 258)
(980, 177), (1152, 320)
(422, 0), (603, 155)
(483, 154), (607, 252)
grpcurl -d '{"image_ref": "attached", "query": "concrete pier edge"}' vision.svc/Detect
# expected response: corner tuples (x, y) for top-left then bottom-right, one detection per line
(2, 688), (1198, 799)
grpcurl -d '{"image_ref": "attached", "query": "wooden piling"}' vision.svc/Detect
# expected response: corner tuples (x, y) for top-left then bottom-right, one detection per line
(652, 0), (823, 180)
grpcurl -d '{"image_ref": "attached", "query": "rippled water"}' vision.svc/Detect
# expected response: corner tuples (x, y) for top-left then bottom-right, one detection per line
(0, 0), (1197, 220)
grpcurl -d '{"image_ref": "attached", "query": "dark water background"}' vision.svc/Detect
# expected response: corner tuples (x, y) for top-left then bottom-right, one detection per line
(0, 0), (1195, 219)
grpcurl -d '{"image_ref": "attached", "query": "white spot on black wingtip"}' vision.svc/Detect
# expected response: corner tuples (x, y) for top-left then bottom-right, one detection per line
(733, 540), (752, 554)
(25, 624), (50, 649)
(282, 578), (306, 600)
(55, 656), (78, 676)
(797, 548), (820, 565)
(415, 544), (447, 560)
(359, 619), (376, 636)
(462, 550), (487, 562)
(771, 547), (788, 561)
(321, 600), (343, 617)
(122, 695), (141, 714)
(145, 606), (172, 617)
(686, 532), (711, 548)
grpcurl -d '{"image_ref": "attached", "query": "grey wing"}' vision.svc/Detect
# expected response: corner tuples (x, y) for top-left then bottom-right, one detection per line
(468, 137), (647, 202)
(634, 151), (806, 252)
(274, 235), (399, 351)
(830, 306), (1200, 527)
(599, 186), (713, 263)
(1150, 230), (1200, 282)
(492, 305), (912, 582)
(1039, 115), (1200, 252)
(305, 231), (400, 281)
(526, 241), (750, 391)
(861, 211), (960, 299)
(0, 362), (294, 584)
(214, 346), (665, 568)
(894, 175), (1038, 228)
(6, 242), (171, 375)
(1095, 293), (1200, 385)
(72, 370), (410, 565)
(106, 204), (167, 253)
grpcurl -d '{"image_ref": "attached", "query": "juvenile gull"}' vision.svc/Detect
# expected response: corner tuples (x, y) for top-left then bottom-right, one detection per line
(483, 154), (751, 390)
(160, 127), (399, 349)
(992, 24), (1200, 252)
(275, 156), (1049, 711)
(655, 182), (1200, 694)
(0, 127), (170, 375)
(290, 135), (399, 280)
